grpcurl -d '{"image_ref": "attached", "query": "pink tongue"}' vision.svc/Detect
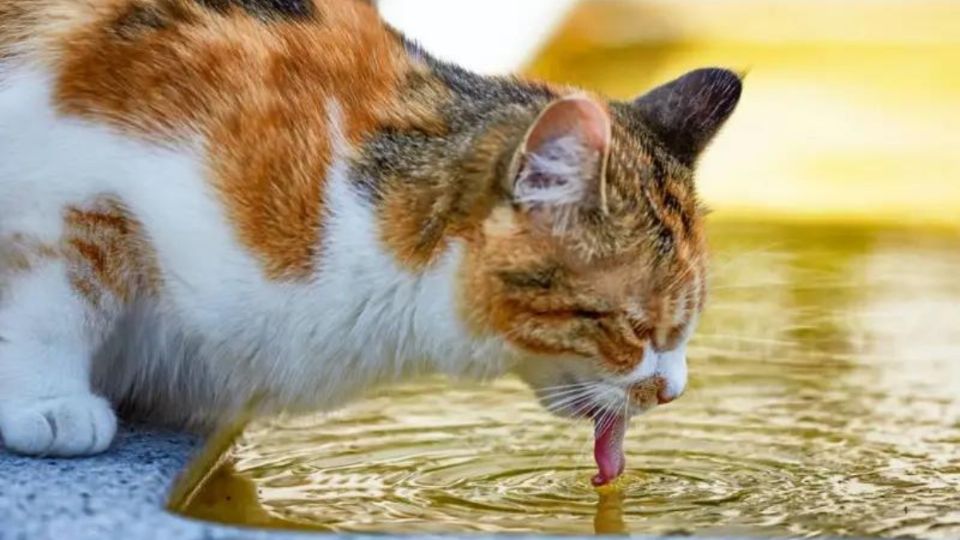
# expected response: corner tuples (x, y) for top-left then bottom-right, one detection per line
(592, 414), (627, 486)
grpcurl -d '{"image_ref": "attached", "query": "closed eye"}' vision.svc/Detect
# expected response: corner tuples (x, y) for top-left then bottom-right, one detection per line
(526, 307), (611, 321)
(497, 267), (560, 290)
(573, 308), (608, 320)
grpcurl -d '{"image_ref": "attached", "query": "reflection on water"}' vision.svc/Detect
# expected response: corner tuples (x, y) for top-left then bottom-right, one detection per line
(173, 222), (960, 537)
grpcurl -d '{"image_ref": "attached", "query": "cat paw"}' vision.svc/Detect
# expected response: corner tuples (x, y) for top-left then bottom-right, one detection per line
(0, 395), (117, 457)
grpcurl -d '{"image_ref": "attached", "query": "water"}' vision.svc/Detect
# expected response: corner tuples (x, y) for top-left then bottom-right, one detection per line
(173, 222), (960, 537)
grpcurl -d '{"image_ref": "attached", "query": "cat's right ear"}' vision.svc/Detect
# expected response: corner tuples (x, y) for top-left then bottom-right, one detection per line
(509, 96), (612, 228)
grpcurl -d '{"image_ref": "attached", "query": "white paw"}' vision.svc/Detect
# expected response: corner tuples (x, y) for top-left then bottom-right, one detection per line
(0, 394), (117, 457)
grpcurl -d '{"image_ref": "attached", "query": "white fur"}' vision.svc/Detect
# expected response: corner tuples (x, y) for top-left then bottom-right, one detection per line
(652, 345), (688, 401)
(0, 260), (118, 455)
(0, 66), (511, 455)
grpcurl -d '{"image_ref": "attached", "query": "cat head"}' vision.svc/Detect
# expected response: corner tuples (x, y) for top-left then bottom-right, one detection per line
(461, 68), (742, 419)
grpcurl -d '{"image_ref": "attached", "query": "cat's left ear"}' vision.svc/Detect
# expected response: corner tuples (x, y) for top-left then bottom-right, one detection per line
(510, 96), (611, 217)
(632, 68), (742, 165)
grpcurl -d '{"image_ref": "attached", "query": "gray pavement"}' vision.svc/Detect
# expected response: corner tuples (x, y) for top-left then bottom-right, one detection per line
(0, 426), (313, 540)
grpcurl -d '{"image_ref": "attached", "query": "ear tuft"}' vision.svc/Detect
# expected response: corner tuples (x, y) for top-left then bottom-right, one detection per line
(513, 96), (611, 212)
(515, 134), (597, 207)
(632, 67), (742, 165)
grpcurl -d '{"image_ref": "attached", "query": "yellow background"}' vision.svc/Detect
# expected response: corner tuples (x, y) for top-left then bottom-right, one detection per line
(527, 0), (960, 228)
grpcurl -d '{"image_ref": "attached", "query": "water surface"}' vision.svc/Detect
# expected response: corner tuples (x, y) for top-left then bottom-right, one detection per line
(174, 222), (960, 537)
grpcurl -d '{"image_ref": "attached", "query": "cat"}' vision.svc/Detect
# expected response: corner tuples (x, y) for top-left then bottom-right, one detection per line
(0, 0), (740, 481)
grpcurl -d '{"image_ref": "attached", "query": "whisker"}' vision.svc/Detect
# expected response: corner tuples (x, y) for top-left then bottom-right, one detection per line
(534, 380), (597, 393)
(537, 384), (600, 402)
(594, 401), (620, 435)
(544, 388), (600, 413)
(543, 397), (590, 414)
(544, 381), (606, 414)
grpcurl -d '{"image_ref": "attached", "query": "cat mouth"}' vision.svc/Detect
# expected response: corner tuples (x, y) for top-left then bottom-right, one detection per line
(592, 411), (627, 486)
(537, 378), (668, 486)
(537, 389), (630, 487)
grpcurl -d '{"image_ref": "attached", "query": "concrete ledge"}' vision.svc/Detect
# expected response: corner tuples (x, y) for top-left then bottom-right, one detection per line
(0, 426), (313, 540)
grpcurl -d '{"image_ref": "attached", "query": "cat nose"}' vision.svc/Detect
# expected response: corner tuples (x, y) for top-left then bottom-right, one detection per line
(653, 345), (687, 405)
(657, 381), (682, 405)
(617, 343), (688, 405)
(629, 376), (682, 406)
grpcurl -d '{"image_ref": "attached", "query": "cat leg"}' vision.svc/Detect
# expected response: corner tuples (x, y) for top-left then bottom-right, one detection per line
(0, 259), (117, 456)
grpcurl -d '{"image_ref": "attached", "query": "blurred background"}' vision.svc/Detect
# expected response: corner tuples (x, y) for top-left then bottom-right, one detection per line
(380, 0), (960, 228)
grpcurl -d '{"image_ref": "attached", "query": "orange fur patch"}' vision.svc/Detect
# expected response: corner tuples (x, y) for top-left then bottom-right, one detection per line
(46, 0), (428, 279)
(0, 233), (58, 275)
(63, 197), (161, 306)
(0, 198), (159, 311)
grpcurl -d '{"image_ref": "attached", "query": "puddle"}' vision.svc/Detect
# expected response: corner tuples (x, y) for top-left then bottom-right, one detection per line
(170, 222), (960, 536)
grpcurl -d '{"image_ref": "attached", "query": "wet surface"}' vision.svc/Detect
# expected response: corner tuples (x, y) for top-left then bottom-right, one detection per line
(174, 222), (960, 537)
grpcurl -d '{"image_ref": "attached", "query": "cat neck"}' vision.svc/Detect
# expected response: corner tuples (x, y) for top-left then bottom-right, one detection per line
(346, 55), (559, 270)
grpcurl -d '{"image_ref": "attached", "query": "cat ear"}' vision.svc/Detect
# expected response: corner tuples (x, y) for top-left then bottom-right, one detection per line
(511, 96), (611, 214)
(632, 68), (742, 165)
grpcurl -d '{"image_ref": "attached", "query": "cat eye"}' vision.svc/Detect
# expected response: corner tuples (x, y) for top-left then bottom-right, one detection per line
(497, 268), (560, 290)
(534, 308), (610, 320)
(573, 308), (609, 320)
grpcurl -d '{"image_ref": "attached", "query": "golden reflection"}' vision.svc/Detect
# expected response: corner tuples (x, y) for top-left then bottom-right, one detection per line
(175, 461), (305, 530)
(594, 487), (628, 535)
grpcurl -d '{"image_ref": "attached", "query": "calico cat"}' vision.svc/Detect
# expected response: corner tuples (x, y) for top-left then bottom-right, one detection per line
(0, 0), (740, 484)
